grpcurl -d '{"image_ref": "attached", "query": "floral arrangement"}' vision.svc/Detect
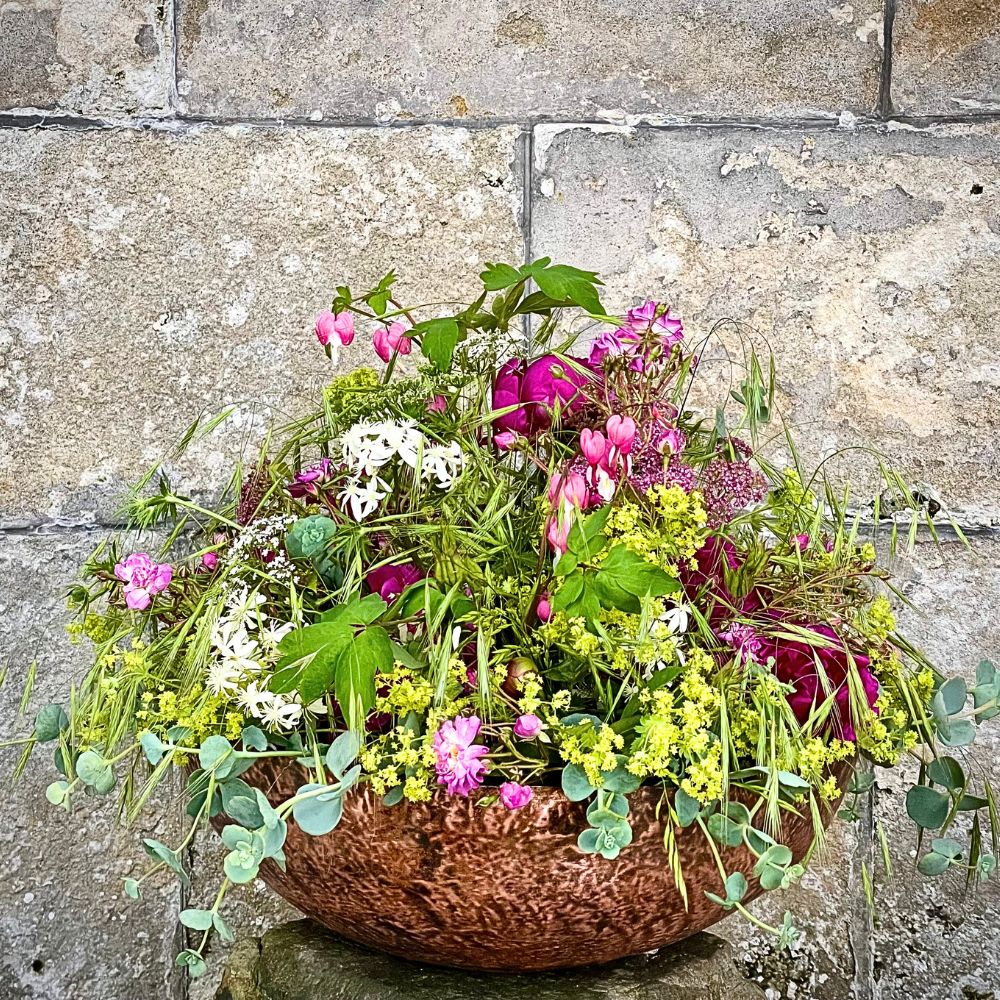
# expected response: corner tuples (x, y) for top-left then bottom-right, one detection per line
(17, 260), (1000, 978)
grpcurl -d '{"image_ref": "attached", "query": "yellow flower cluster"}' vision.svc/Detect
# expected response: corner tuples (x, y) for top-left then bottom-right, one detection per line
(137, 684), (234, 746)
(360, 721), (437, 802)
(858, 595), (897, 644)
(603, 487), (709, 574)
(770, 468), (817, 533)
(558, 721), (624, 788)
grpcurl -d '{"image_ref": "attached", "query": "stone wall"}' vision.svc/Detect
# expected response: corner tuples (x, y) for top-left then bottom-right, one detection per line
(1, 2), (998, 998)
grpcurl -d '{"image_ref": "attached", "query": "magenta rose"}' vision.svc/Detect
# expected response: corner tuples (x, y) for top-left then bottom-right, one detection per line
(492, 354), (592, 440)
(491, 358), (530, 437)
(365, 561), (424, 603)
(764, 624), (880, 741)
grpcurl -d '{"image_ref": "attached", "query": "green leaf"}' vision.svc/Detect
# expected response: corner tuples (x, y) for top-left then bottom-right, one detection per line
(123, 878), (141, 899)
(241, 725), (267, 751)
(940, 720), (976, 748)
(332, 627), (392, 729)
(143, 838), (189, 886)
(674, 788), (701, 827)
(726, 872), (748, 904)
(599, 758), (641, 794)
(382, 787), (404, 807)
(565, 506), (611, 563)
(175, 950), (207, 978)
(528, 262), (605, 315)
(927, 756), (965, 791)
(293, 785), (345, 836)
(917, 851), (950, 876)
(45, 780), (70, 806)
(139, 731), (168, 766)
(561, 763), (596, 802)
(34, 704), (69, 743)
(708, 812), (745, 848)
(906, 785), (949, 829)
(479, 262), (523, 291)
(273, 623), (353, 698)
(213, 912), (235, 944)
(76, 749), (115, 794)
(930, 837), (964, 859)
(325, 731), (360, 780)
(179, 908), (215, 931)
(223, 793), (265, 829)
(414, 316), (462, 372)
(594, 545), (680, 612)
(939, 677), (968, 715)
(198, 736), (237, 780)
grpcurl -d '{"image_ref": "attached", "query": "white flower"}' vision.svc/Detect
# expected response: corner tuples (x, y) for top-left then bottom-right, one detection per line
(340, 422), (393, 476)
(207, 660), (242, 696)
(223, 587), (267, 620)
(259, 695), (303, 731)
(339, 476), (388, 520)
(422, 441), (465, 490)
(259, 619), (295, 648)
(662, 604), (690, 635)
(238, 679), (274, 717)
(376, 419), (423, 468)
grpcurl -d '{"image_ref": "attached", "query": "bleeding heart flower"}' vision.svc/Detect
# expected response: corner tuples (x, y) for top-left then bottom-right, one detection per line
(373, 321), (412, 363)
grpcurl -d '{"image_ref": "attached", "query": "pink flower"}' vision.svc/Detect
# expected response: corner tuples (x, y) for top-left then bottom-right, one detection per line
(513, 713), (543, 739)
(623, 300), (684, 348)
(200, 552), (219, 572)
(536, 594), (552, 622)
(656, 427), (686, 456)
(549, 471), (589, 511)
(547, 518), (572, 555)
(366, 561), (424, 603)
(288, 458), (333, 498)
(434, 715), (489, 797)
(492, 355), (592, 438)
(499, 782), (533, 810)
(494, 430), (518, 451)
(580, 428), (608, 467)
(793, 534), (810, 552)
(114, 553), (173, 611)
(373, 321), (412, 363)
(315, 311), (355, 347)
(764, 625), (880, 742)
(606, 414), (637, 456)
(427, 394), (447, 414)
(719, 621), (763, 666)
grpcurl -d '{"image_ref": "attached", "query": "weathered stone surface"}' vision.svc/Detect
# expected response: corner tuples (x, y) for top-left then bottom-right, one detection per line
(0, 529), (184, 1000)
(215, 920), (766, 1000)
(717, 822), (868, 1000)
(892, 1), (1000, 115)
(531, 123), (1000, 524)
(0, 0), (171, 115)
(871, 536), (1000, 999)
(0, 123), (524, 526)
(175, 0), (883, 122)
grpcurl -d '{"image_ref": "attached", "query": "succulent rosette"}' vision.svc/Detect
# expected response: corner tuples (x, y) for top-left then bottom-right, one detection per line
(16, 260), (999, 979)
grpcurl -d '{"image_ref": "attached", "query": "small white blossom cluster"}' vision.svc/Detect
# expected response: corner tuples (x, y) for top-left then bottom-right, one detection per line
(643, 603), (690, 680)
(337, 419), (465, 520)
(206, 588), (305, 731)
(226, 514), (301, 585)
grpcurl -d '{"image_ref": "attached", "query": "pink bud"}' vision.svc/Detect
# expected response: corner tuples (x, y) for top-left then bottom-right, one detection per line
(547, 517), (572, 554)
(373, 321), (412, 363)
(514, 713), (544, 739)
(201, 552), (219, 571)
(499, 782), (533, 810)
(331, 311), (355, 346)
(315, 311), (337, 346)
(494, 430), (517, 451)
(536, 595), (552, 622)
(579, 428), (607, 467)
(606, 414), (637, 455)
(794, 534), (810, 552)
(656, 427), (686, 456)
(427, 394), (447, 414)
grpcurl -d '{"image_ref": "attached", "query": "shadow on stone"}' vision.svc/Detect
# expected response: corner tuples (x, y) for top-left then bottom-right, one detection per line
(216, 919), (766, 1000)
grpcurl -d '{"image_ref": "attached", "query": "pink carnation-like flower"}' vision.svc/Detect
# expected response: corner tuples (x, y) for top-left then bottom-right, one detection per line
(114, 552), (172, 611)
(434, 715), (489, 797)
(513, 713), (544, 739)
(315, 310), (355, 347)
(491, 355), (592, 439)
(366, 561), (424, 603)
(373, 321), (412, 363)
(719, 621), (764, 665)
(200, 552), (219, 572)
(499, 782), (533, 810)
(764, 625), (880, 742)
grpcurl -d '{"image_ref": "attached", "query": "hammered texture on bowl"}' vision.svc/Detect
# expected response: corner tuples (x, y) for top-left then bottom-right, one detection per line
(224, 759), (850, 971)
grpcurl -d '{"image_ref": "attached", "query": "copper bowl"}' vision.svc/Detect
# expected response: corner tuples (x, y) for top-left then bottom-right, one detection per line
(226, 758), (851, 971)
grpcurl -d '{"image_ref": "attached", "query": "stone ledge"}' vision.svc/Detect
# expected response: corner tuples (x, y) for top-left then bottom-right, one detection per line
(215, 920), (766, 1000)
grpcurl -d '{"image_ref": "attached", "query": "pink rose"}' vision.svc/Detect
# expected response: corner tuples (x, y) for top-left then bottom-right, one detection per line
(513, 713), (543, 739)
(499, 782), (533, 810)
(114, 552), (172, 611)
(434, 715), (489, 797)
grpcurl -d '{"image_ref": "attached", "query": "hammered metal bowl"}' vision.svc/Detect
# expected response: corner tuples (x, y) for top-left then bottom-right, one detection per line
(228, 758), (851, 971)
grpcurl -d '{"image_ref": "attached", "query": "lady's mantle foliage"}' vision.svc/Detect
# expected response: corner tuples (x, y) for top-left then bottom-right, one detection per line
(20, 258), (1000, 979)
